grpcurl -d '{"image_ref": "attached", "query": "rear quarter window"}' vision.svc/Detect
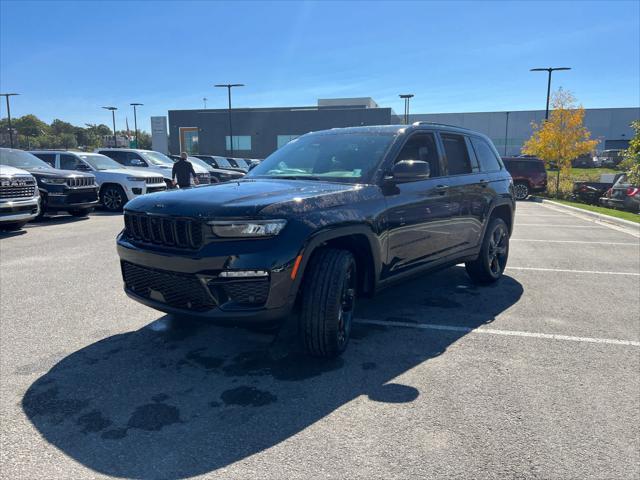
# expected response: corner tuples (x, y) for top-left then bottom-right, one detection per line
(471, 137), (502, 172)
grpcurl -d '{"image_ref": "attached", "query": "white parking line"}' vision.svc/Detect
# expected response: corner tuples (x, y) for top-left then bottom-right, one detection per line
(506, 266), (640, 276)
(510, 239), (639, 246)
(355, 318), (640, 347)
(515, 224), (604, 228)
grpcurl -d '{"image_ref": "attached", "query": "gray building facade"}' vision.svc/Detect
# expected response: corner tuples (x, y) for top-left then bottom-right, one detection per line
(408, 107), (639, 156)
(168, 98), (638, 159)
(168, 102), (396, 158)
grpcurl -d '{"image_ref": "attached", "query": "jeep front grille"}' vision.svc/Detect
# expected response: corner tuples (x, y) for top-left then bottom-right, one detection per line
(121, 261), (215, 312)
(67, 177), (95, 188)
(124, 212), (204, 249)
(0, 176), (37, 199)
(146, 177), (164, 185)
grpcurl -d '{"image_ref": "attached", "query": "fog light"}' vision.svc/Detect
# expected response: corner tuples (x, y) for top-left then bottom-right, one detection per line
(219, 270), (268, 278)
(132, 188), (142, 195)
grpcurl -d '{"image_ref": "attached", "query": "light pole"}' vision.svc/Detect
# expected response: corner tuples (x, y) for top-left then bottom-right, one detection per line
(214, 83), (244, 155)
(130, 103), (143, 148)
(399, 94), (414, 125)
(203, 97), (208, 109)
(1, 93), (20, 148)
(530, 67), (571, 120)
(102, 106), (118, 147)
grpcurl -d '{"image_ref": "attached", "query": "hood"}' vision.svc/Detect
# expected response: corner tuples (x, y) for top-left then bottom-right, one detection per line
(0, 165), (33, 177)
(98, 168), (160, 178)
(125, 179), (375, 219)
(22, 167), (95, 179)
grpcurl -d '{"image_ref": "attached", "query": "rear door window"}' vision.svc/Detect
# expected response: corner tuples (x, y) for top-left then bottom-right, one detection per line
(471, 137), (502, 172)
(32, 153), (56, 167)
(440, 133), (472, 176)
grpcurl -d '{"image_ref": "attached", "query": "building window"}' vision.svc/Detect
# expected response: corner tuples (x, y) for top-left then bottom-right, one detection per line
(180, 127), (199, 154)
(277, 135), (299, 149)
(225, 135), (251, 151)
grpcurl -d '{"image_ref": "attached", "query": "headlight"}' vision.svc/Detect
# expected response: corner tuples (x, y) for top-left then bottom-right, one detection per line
(126, 176), (147, 182)
(40, 177), (66, 185)
(208, 219), (287, 238)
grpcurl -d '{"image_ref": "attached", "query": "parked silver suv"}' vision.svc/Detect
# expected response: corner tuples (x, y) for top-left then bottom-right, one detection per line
(0, 165), (40, 230)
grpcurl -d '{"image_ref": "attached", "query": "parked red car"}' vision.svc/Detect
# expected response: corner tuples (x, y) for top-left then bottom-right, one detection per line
(502, 157), (547, 200)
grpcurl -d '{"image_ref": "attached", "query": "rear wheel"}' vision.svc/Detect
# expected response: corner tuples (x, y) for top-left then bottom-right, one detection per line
(513, 182), (529, 200)
(36, 192), (47, 219)
(299, 248), (357, 358)
(101, 185), (127, 212)
(465, 217), (509, 283)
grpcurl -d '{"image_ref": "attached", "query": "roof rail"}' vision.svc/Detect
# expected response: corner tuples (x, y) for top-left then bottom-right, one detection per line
(412, 121), (465, 129)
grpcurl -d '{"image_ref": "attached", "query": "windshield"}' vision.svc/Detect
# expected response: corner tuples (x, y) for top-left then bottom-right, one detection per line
(247, 132), (396, 183)
(0, 149), (52, 169)
(188, 157), (212, 171)
(79, 153), (122, 170)
(234, 159), (250, 168)
(139, 151), (174, 166)
(215, 157), (233, 168)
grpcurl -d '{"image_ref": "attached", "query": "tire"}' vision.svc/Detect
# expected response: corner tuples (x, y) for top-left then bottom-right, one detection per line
(0, 221), (27, 231)
(465, 217), (510, 284)
(513, 182), (530, 200)
(299, 248), (357, 358)
(68, 208), (93, 217)
(209, 176), (220, 183)
(101, 185), (127, 212)
(36, 192), (47, 219)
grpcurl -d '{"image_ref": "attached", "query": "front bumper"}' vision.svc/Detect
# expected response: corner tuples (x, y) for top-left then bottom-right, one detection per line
(46, 187), (99, 210)
(0, 197), (40, 223)
(125, 183), (167, 200)
(116, 232), (301, 324)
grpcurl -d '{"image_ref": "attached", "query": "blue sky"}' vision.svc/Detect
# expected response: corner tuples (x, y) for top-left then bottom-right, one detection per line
(1, 0), (638, 132)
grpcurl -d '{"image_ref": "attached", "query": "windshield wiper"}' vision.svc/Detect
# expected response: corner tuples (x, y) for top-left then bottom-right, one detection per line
(271, 175), (321, 181)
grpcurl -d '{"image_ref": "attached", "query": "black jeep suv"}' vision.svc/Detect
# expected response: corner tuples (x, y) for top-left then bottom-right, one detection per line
(117, 124), (515, 357)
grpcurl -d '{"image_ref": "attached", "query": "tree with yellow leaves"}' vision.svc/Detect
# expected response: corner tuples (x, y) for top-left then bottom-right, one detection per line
(522, 89), (598, 197)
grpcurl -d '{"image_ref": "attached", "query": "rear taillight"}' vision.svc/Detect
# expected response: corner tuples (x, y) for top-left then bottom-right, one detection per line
(626, 187), (639, 197)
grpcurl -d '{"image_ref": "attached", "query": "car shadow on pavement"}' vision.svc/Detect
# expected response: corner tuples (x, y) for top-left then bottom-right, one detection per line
(25, 215), (90, 228)
(23, 266), (522, 479)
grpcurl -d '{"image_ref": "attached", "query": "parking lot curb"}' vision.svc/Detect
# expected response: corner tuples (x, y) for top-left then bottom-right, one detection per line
(535, 198), (640, 235)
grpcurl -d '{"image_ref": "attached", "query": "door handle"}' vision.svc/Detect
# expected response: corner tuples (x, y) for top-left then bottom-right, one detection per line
(435, 184), (449, 194)
(479, 179), (489, 187)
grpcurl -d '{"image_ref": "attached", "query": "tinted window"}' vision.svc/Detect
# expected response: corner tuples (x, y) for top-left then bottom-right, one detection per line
(32, 153), (56, 166)
(441, 133), (472, 175)
(60, 154), (82, 170)
(101, 150), (125, 164)
(527, 161), (545, 173)
(471, 138), (502, 172)
(395, 132), (440, 177)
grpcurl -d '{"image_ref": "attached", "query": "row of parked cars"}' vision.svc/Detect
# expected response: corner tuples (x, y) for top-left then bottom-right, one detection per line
(573, 173), (640, 213)
(0, 147), (261, 231)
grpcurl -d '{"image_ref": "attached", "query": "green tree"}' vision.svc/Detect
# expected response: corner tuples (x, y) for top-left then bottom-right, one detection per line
(620, 121), (640, 186)
(50, 119), (76, 136)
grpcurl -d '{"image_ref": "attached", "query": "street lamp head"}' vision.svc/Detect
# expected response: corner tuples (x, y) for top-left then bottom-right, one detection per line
(399, 94), (414, 99)
(130, 103), (143, 107)
(214, 83), (245, 88)
(102, 106), (117, 111)
(530, 67), (572, 72)
(0, 93), (20, 97)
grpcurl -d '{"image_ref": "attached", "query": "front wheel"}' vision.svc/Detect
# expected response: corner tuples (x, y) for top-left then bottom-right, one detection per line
(101, 185), (127, 212)
(299, 248), (357, 358)
(465, 217), (509, 283)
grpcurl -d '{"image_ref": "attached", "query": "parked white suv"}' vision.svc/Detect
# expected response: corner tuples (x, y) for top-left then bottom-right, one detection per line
(31, 151), (167, 212)
(0, 165), (40, 230)
(97, 148), (211, 187)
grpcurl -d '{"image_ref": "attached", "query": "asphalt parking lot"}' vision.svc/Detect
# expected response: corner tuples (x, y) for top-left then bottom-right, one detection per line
(1, 203), (639, 480)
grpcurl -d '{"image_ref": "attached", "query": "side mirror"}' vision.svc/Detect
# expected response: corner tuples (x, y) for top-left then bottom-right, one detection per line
(391, 160), (430, 182)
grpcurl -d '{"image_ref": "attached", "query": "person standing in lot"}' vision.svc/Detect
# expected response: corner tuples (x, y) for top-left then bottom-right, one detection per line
(172, 152), (199, 188)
